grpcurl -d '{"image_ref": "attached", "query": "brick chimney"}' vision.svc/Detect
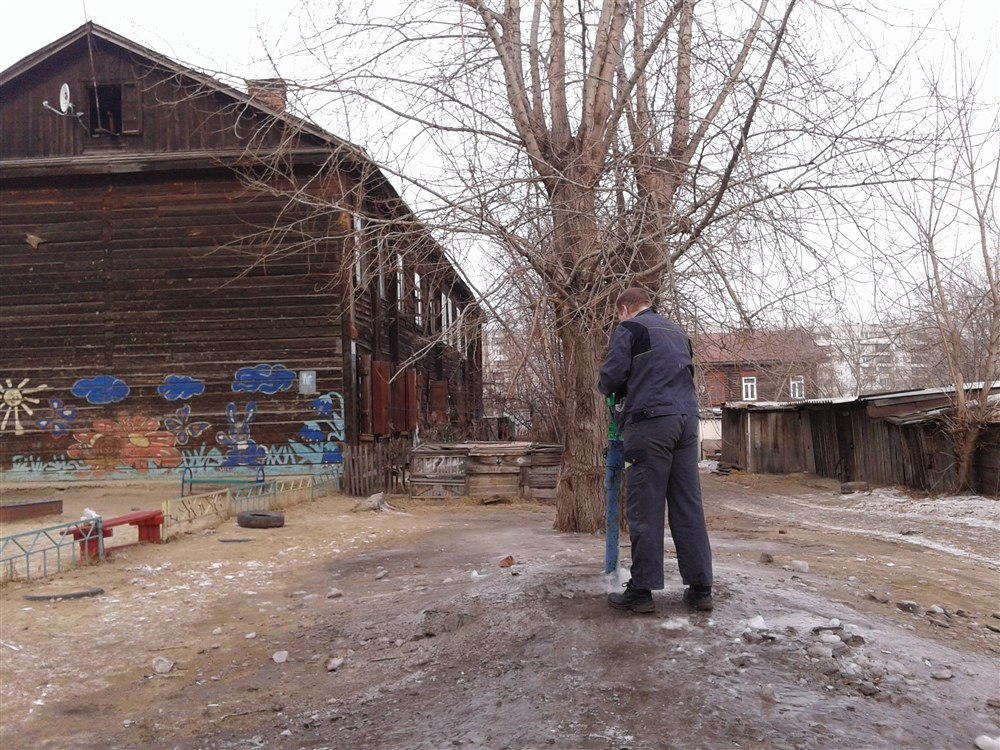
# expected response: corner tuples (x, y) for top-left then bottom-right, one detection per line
(245, 78), (287, 112)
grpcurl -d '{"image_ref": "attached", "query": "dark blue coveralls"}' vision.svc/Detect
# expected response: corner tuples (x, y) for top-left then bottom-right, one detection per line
(597, 309), (713, 591)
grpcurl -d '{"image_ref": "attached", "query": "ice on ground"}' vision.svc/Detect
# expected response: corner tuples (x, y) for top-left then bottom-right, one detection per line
(857, 488), (999, 528)
(660, 618), (689, 631)
(602, 565), (629, 592)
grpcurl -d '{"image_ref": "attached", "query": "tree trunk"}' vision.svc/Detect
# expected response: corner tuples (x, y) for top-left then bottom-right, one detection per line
(952, 421), (982, 493)
(545, 175), (611, 534)
(553, 315), (608, 533)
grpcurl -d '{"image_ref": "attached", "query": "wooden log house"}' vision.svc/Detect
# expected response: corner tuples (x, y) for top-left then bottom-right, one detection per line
(0, 23), (482, 481)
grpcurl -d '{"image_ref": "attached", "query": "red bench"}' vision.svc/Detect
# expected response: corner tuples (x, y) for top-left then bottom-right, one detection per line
(65, 510), (165, 559)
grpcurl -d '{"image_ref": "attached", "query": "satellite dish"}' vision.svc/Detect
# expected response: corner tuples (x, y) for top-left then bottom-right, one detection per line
(58, 83), (71, 114)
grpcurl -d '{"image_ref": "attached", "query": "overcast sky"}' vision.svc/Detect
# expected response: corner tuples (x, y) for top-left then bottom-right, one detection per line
(3, 1), (997, 83)
(0, 0), (300, 76)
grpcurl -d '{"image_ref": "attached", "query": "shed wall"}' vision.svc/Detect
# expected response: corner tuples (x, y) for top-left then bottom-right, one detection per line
(723, 405), (999, 497)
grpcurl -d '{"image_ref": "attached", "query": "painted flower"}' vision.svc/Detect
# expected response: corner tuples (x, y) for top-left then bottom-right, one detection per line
(67, 416), (181, 475)
(34, 397), (78, 438)
(164, 405), (211, 447)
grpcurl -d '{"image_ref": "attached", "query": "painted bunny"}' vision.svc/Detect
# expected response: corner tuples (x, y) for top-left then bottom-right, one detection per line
(217, 401), (265, 466)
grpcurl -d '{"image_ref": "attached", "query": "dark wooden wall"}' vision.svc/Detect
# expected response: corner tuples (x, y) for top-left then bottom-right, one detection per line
(1, 35), (290, 160)
(345, 205), (483, 445)
(1, 169), (348, 476)
(1, 27), (484, 480)
(699, 361), (821, 405)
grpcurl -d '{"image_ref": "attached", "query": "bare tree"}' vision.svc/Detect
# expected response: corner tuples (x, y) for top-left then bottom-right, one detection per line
(234, 0), (927, 531)
(879, 57), (999, 492)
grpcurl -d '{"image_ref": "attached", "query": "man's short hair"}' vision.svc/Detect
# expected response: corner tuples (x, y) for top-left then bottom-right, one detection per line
(617, 287), (652, 312)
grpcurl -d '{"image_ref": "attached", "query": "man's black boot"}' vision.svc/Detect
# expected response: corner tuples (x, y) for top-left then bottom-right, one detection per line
(683, 586), (714, 611)
(608, 579), (655, 614)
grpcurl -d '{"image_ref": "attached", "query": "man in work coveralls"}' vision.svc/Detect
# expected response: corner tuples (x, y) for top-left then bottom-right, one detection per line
(598, 287), (714, 613)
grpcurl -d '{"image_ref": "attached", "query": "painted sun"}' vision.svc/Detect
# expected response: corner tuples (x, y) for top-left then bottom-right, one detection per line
(0, 378), (49, 436)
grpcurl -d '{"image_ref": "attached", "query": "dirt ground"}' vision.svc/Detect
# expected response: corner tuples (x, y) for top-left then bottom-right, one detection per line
(1, 472), (998, 750)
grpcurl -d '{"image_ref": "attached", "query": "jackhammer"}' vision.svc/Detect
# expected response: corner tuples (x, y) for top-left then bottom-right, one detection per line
(604, 394), (625, 575)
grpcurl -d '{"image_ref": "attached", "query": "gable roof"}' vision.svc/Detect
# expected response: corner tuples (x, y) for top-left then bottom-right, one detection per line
(694, 328), (827, 366)
(0, 22), (481, 306)
(1, 22), (352, 153)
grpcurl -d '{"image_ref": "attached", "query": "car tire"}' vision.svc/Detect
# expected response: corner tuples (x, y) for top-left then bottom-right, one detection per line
(236, 510), (285, 529)
(24, 587), (104, 601)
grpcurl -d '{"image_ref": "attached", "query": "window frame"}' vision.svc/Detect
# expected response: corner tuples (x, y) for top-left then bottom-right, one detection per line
(789, 375), (805, 400)
(376, 233), (388, 301)
(86, 82), (141, 137)
(741, 376), (758, 401)
(414, 272), (423, 330)
(352, 214), (366, 287)
(395, 253), (405, 311)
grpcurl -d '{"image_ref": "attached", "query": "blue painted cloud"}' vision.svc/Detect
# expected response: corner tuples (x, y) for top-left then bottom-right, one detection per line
(72, 376), (130, 405)
(232, 364), (295, 395)
(158, 375), (205, 401)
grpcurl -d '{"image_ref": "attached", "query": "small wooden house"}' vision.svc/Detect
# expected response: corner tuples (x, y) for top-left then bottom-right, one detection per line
(694, 328), (828, 406)
(0, 23), (482, 481)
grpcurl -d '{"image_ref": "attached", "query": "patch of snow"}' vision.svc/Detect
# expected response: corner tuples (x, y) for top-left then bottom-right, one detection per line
(858, 488), (1000, 528)
(659, 618), (688, 631)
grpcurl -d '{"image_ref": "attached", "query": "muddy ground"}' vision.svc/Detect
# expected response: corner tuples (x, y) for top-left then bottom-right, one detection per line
(1, 472), (998, 750)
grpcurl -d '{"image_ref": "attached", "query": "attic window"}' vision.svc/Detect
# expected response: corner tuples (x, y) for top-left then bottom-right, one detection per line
(87, 83), (141, 136)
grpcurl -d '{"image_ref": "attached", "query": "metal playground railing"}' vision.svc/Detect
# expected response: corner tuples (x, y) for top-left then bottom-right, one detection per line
(1, 469), (344, 584)
(0, 518), (105, 583)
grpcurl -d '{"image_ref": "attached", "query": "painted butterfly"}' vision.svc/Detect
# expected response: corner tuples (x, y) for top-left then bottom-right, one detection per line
(164, 405), (211, 447)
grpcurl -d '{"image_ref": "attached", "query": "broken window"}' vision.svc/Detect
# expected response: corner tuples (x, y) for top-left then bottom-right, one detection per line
(87, 83), (140, 136)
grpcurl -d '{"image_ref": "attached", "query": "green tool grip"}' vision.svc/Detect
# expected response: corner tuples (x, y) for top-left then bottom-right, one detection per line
(606, 394), (623, 440)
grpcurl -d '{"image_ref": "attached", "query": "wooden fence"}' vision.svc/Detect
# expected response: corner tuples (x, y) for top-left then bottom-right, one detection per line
(341, 440), (410, 497)
(722, 404), (1000, 497)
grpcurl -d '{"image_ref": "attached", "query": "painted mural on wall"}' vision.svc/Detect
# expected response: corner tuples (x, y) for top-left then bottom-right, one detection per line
(232, 364), (295, 394)
(159, 375), (205, 401)
(4, 365), (346, 480)
(1, 378), (48, 435)
(35, 398), (78, 437)
(216, 401), (267, 467)
(290, 392), (347, 465)
(66, 416), (182, 478)
(164, 405), (210, 446)
(72, 375), (129, 405)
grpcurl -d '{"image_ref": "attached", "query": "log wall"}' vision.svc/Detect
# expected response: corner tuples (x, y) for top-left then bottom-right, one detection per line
(1, 169), (349, 478)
